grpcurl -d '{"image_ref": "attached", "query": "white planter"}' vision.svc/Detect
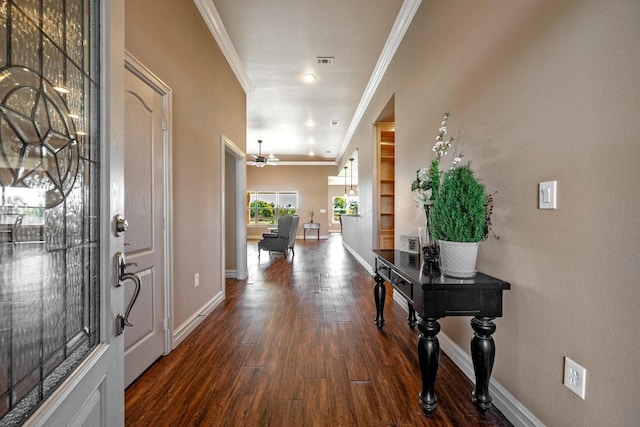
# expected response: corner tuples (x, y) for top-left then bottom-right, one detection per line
(438, 240), (479, 278)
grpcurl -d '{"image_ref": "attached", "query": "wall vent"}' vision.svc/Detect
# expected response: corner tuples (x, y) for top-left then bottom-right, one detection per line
(317, 57), (334, 65)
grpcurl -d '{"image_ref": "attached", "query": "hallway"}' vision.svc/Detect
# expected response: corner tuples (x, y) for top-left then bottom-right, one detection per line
(125, 235), (511, 426)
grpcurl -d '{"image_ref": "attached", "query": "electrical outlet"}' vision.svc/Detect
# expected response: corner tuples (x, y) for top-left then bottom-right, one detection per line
(194, 273), (200, 288)
(564, 357), (586, 399)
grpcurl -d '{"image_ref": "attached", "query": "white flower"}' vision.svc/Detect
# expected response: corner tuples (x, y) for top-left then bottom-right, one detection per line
(418, 167), (430, 182)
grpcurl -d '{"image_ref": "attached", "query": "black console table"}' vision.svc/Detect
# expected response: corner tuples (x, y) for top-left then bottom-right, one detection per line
(373, 249), (510, 413)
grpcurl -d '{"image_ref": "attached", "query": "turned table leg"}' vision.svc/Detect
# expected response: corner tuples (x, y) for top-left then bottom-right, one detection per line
(417, 317), (440, 412)
(374, 274), (386, 329)
(407, 303), (417, 329)
(470, 317), (497, 411)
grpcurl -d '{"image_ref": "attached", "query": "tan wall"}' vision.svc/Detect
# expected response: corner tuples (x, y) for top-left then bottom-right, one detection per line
(246, 165), (337, 238)
(125, 1), (246, 330)
(344, 0), (640, 425)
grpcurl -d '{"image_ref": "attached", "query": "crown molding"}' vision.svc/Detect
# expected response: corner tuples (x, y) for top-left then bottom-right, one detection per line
(193, 0), (254, 94)
(337, 0), (422, 161)
(246, 161), (337, 167)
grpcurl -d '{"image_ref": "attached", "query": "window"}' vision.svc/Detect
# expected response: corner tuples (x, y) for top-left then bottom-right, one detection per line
(332, 195), (358, 223)
(332, 196), (346, 223)
(247, 191), (298, 225)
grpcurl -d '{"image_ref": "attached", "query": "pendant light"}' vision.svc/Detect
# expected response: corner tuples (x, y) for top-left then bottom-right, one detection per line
(343, 166), (348, 198)
(348, 158), (355, 195)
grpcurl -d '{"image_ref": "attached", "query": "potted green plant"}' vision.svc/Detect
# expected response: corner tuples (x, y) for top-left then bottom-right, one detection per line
(431, 165), (488, 278)
(348, 200), (359, 214)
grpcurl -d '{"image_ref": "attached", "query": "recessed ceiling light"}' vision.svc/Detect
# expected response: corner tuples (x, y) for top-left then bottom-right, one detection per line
(302, 73), (316, 83)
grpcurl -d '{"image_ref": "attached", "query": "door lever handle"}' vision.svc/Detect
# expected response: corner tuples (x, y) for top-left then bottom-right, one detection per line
(115, 272), (141, 336)
(114, 251), (142, 336)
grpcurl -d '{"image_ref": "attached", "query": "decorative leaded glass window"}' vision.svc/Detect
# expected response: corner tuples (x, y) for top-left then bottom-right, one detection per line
(0, 0), (100, 424)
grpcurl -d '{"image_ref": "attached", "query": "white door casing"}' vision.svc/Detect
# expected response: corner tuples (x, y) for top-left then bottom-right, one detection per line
(123, 54), (173, 387)
(222, 136), (248, 283)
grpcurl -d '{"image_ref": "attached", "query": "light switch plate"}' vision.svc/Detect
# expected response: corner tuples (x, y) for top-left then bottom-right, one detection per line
(539, 181), (557, 209)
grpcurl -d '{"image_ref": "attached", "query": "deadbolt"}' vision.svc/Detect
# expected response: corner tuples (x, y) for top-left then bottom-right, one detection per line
(115, 214), (128, 236)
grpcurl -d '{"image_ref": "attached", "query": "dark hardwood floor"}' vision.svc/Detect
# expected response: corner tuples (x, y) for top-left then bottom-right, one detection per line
(125, 235), (512, 426)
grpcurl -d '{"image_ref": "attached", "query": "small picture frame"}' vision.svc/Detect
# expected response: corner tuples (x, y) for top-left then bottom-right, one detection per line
(399, 235), (419, 254)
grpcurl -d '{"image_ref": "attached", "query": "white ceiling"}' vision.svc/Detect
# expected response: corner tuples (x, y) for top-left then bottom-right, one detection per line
(208, 0), (408, 165)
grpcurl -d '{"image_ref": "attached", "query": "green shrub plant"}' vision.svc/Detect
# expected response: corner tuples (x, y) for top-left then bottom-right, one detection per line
(431, 165), (488, 243)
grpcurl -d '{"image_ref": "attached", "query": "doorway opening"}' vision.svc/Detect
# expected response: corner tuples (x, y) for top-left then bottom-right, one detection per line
(222, 137), (248, 282)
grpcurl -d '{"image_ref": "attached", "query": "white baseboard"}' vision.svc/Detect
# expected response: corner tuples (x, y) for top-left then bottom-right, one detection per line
(225, 269), (237, 278)
(342, 241), (375, 275)
(392, 289), (409, 308)
(172, 291), (224, 348)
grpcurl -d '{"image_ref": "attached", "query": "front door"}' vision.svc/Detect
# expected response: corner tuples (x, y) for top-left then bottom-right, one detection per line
(0, 1), (125, 425)
(123, 58), (168, 387)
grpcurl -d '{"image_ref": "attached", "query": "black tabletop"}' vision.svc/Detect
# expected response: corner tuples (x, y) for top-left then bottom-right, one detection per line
(373, 249), (511, 291)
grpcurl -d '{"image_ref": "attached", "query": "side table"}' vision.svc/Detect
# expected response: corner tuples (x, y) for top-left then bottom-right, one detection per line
(303, 222), (320, 240)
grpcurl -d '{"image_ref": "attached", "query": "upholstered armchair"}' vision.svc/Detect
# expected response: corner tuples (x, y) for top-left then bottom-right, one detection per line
(258, 215), (300, 258)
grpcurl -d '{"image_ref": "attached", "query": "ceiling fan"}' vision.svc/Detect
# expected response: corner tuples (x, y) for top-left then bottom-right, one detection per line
(249, 139), (279, 167)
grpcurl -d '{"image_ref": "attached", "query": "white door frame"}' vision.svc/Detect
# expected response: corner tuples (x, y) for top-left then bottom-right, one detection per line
(221, 136), (247, 284)
(124, 51), (174, 354)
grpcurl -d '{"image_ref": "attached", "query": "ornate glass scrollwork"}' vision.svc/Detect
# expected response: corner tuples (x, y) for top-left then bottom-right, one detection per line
(0, 66), (80, 208)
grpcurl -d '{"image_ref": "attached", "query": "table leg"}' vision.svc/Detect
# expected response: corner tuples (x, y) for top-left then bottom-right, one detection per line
(407, 303), (416, 329)
(374, 274), (386, 329)
(417, 317), (440, 412)
(470, 317), (497, 411)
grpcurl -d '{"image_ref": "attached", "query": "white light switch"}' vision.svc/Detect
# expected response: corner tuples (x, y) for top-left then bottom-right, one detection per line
(539, 181), (557, 209)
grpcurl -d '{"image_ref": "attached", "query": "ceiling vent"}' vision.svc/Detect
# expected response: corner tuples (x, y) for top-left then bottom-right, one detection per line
(316, 57), (334, 65)
(330, 120), (340, 127)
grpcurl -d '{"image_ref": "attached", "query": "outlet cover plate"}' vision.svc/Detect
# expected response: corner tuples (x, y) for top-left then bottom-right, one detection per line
(564, 357), (586, 399)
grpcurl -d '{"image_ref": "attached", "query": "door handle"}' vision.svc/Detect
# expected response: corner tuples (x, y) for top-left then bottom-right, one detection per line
(114, 251), (142, 336)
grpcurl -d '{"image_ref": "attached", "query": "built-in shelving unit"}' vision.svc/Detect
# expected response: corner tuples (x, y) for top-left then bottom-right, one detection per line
(376, 122), (395, 249)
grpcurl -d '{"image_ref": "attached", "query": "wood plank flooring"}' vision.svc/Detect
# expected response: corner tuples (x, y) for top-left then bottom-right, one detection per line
(125, 235), (512, 426)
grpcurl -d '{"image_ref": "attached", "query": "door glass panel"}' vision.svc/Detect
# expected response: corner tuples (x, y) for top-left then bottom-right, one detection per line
(0, 0), (99, 425)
